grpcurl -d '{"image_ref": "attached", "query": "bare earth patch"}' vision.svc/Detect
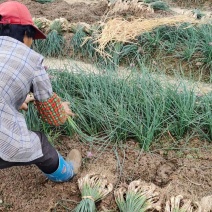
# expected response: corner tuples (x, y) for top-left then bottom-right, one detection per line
(0, 137), (211, 211)
(63, 0), (100, 4)
(0, 0), (108, 23)
(0, 0), (211, 211)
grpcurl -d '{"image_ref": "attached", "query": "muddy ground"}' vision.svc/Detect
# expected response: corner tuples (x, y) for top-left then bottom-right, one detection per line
(0, 136), (211, 211)
(0, 0), (211, 211)
(0, 0), (109, 23)
(0, 0), (211, 24)
(0, 0), (177, 23)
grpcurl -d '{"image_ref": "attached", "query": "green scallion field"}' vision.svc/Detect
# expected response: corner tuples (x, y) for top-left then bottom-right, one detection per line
(0, 0), (211, 211)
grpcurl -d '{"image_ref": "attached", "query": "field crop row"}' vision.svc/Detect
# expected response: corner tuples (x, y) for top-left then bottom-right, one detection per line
(25, 68), (212, 149)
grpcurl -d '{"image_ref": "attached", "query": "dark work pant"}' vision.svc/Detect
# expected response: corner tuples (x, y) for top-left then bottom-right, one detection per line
(0, 132), (59, 174)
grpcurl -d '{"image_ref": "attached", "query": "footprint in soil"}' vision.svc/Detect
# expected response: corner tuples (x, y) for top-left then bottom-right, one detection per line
(154, 161), (178, 187)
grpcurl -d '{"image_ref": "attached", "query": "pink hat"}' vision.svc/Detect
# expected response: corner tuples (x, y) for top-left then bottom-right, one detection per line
(0, 1), (46, 39)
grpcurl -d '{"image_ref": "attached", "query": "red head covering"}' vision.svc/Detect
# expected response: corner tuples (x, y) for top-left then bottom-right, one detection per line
(0, 1), (46, 39)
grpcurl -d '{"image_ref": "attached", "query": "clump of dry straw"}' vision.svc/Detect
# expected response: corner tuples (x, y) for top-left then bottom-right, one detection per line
(96, 15), (200, 50)
(108, 0), (154, 15)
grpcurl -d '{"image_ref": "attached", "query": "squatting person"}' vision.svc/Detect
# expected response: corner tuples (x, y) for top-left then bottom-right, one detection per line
(0, 1), (82, 182)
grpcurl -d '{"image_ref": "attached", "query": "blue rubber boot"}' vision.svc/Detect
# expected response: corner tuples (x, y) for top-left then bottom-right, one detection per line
(44, 153), (74, 182)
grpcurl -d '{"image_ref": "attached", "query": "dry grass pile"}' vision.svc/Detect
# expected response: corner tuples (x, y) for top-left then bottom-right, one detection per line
(96, 15), (200, 50)
(108, 0), (154, 15)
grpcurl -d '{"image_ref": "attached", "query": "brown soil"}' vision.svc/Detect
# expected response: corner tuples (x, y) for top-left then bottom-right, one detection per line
(0, 0), (211, 211)
(0, 137), (211, 211)
(0, 0), (109, 23)
(0, 0), (174, 24)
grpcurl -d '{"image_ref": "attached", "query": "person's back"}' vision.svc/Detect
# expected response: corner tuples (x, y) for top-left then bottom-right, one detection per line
(0, 36), (39, 109)
(0, 35), (50, 162)
(0, 1), (81, 182)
